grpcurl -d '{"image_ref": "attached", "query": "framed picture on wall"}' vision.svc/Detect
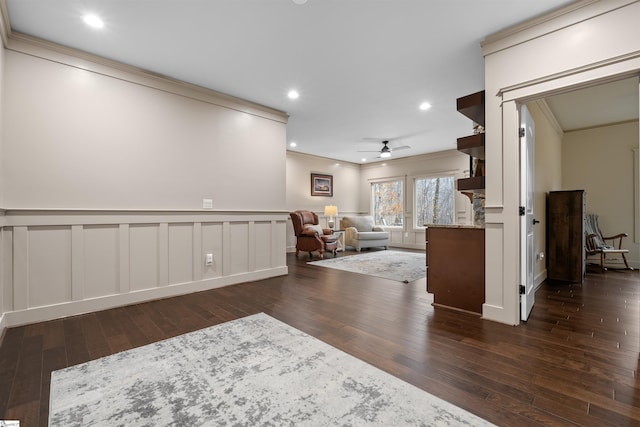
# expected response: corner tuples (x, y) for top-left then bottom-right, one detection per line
(311, 173), (333, 197)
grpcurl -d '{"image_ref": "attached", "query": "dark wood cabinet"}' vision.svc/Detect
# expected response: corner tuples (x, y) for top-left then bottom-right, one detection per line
(547, 190), (586, 283)
(426, 226), (485, 314)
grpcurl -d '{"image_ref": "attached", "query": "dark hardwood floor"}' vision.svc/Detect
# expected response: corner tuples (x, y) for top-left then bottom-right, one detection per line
(1, 250), (639, 426)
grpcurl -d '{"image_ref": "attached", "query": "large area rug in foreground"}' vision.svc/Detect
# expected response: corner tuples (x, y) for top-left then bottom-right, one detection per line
(50, 313), (493, 426)
(308, 250), (426, 283)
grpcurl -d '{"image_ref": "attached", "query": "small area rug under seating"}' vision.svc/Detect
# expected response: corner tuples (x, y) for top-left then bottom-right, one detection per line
(49, 313), (493, 426)
(308, 249), (426, 283)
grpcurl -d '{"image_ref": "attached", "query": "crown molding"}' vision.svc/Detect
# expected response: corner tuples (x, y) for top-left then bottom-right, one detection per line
(531, 99), (564, 137)
(286, 150), (361, 169)
(0, 1), (287, 124)
(6, 32), (288, 124)
(481, 0), (635, 56)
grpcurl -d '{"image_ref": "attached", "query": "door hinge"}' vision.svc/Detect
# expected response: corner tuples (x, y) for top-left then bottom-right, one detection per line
(519, 285), (526, 295)
(519, 206), (525, 216)
(519, 127), (525, 138)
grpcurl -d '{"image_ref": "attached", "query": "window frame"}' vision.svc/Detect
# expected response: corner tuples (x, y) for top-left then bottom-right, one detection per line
(412, 173), (456, 229)
(369, 176), (405, 229)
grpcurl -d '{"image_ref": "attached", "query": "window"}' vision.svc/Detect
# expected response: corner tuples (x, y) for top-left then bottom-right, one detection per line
(415, 176), (455, 227)
(371, 179), (403, 226)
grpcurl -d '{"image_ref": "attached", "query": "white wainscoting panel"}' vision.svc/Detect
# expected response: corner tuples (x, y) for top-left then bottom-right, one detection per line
(168, 223), (194, 285)
(129, 224), (159, 292)
(255, 221), (273, 271)
(202, 222), (223, 280)
(84, 225), (119, 299)
(273, 221), (286, 268)
(2, 228), (13, 314)
(28, 226), (72, 308)
(229, 222), (249, 275)
(0, 210), (288, 331)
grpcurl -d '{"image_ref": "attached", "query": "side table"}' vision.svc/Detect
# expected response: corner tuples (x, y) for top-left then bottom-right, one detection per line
(332, 230), (345, 252)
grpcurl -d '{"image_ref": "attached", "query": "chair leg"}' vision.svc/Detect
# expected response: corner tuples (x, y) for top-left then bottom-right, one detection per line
(622, 252), (633, 270)
(295, 249), (299, 257)
(600, 252), (606, 272)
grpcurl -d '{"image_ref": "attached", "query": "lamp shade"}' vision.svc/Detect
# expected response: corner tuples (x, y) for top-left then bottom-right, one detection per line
(324, 205), (338, 217)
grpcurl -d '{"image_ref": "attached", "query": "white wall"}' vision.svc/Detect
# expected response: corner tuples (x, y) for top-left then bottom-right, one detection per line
(483, 0), (640, 324)
(286, 152), (361, 251)
(286, 152), (361, 215)
(0, 34), (4, 207)
(527, 101), (564, 286)
(0, 36), (289, 331)
(3, 50), (286, 211)
(562, 121), (640, 267)
(0, 40), (5, 328)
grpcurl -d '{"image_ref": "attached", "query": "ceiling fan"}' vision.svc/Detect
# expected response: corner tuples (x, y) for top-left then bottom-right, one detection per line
(358, 140), (410, 158)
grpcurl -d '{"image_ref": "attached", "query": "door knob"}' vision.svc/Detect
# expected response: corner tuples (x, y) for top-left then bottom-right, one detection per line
(533, 219), (540, 225)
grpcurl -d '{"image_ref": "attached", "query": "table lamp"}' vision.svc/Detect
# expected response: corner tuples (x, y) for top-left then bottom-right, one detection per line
(324, 205), (338, 229)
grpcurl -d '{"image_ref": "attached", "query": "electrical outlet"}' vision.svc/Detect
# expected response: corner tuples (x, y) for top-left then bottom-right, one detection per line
(205, 253), (213, 266)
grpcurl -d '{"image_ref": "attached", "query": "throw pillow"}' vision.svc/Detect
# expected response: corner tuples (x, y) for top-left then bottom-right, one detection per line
(304, 224), (324, 235)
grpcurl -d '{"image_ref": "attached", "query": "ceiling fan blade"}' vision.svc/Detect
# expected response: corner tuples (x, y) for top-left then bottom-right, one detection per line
(357, 150), (383, 152)
(391, 145), (410, 151)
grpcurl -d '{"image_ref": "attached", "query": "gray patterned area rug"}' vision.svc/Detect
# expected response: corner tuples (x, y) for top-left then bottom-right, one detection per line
(50, 313), (493, 426)
(308, 250), (426, 283)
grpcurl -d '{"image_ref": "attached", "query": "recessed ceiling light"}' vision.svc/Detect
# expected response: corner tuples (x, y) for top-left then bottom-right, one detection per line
(83, 14), (104, 29)
(289, 142), (297, 147)
(419, 102), (432, 111)
(361, 158), (367, 162)
(292, 0), (308, 4)
(288, 90), (299, 99)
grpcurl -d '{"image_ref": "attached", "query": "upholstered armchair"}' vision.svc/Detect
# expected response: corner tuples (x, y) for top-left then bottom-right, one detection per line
(340, 216), (389, 252)
(290, 210), (339, 259)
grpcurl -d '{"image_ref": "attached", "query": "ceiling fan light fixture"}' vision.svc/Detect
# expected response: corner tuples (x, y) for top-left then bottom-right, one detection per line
(380, 151), (391, 158)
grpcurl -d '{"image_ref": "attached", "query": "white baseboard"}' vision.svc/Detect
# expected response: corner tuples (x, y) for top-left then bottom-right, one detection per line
(534, 269), (547, 290)
(0, 313), (6, 346)
(2, 266), (288, 329)
(389, 243), (425, 251)
(482, 303), (518, 326)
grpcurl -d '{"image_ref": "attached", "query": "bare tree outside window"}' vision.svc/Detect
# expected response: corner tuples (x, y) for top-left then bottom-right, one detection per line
(415, 176), (454, 227)
(371, 180), (403, 226)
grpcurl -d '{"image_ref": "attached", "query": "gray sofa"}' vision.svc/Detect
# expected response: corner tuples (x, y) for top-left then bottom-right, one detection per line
(340, 216), (389, 251)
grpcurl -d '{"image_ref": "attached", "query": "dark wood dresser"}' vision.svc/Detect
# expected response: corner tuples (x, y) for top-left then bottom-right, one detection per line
(547, 190), (585, 283)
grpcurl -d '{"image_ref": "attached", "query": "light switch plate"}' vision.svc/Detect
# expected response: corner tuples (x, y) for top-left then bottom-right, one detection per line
(202, 199), (213, 209)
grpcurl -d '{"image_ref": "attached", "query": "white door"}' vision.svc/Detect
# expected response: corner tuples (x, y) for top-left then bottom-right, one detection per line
(520, 106), (536, 321)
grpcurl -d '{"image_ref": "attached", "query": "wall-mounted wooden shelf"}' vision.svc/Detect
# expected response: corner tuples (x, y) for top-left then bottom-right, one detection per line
(457, 176), (485, 192)
(456, 90), (485, 127)
(456, 134), (485, 159)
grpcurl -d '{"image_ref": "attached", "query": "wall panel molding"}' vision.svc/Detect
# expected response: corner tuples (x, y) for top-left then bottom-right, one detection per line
(0, 209), (288, 330)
